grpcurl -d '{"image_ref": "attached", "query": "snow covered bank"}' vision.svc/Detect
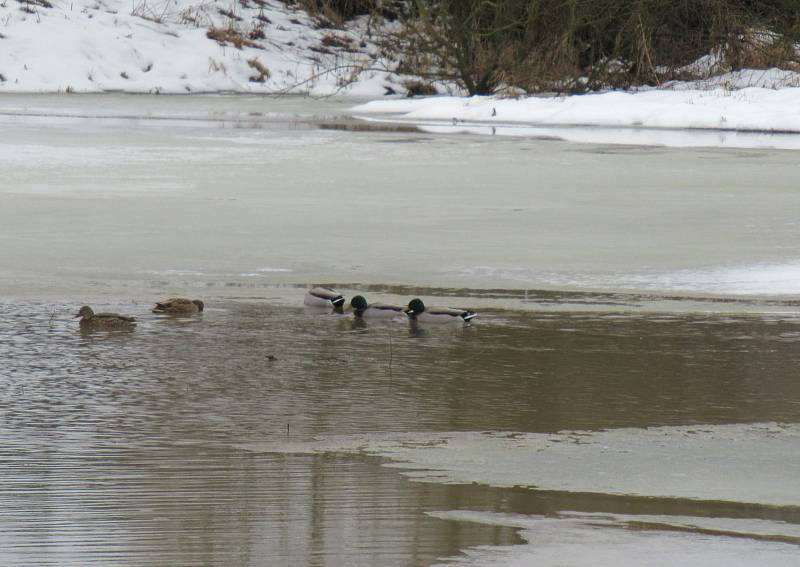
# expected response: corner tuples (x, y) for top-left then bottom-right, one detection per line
(0, 0), (396, 95)
(3, 1), (800, 143)
(353, 86), (800, 134)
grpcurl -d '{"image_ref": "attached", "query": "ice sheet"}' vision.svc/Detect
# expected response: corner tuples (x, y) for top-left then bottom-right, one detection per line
(244, 423), (800, 507)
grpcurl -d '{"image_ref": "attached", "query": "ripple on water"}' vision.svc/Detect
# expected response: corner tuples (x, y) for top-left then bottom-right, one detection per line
(1, 300), (800, 565)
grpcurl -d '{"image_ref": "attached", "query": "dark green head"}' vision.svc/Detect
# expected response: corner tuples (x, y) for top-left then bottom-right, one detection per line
(350, 295), (368, 312)
(406, 298), (425, 315)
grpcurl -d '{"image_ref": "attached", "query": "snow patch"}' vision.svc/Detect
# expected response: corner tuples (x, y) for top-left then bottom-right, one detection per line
(353, 87), (800, 136)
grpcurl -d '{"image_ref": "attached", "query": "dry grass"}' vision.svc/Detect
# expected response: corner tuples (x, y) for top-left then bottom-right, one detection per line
(386, 0), (800, 95)
(402, 79), (436, 96)
(207, 26), (261, 49)
(17, 0), (52, 8)
(321, 33), (353, 49)
(246, 57), (271, 82)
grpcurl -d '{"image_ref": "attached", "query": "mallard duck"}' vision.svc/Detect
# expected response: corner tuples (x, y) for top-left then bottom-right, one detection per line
(304, 286), (346, 313)
(75, 305), (136, 329)
(405, 298), (477, 324)
(152, 298), (204, 314)
(348, 295), (407, 320)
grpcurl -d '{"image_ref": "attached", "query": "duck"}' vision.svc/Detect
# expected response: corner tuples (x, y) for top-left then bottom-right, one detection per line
(74, 305), (136, 329)
(347, 295), (407, 320)
(152, 298), (204, 314)
(304, 286), (346, 313)
(405, 298), (477, 324)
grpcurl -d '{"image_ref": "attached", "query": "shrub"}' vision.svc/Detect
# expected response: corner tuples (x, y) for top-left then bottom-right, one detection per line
(390, 0), (800, 95)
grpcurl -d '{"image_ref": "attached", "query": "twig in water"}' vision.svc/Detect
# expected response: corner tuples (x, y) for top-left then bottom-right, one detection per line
(387, 331), (393, 379)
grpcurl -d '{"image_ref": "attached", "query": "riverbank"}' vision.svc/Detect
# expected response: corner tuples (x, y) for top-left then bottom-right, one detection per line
(4, 1), (800, 139)
(0, 0), (396, 96)
(353, 85), (800, 135)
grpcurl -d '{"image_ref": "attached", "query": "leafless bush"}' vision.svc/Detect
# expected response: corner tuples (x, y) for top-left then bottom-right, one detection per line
(379, 0), (800, 95)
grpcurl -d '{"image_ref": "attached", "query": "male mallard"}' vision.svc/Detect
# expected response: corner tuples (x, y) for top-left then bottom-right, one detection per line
(304, 286), (346, 313)
(152, 298), (204, 314)
(75, 305), (136, 329)
(348, 295), (407, 320)
(405, 298), (477, 324)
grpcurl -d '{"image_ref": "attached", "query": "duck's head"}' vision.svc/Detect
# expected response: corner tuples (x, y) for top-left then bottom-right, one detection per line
(75, 305), (94, 319)
(331, 295), (345, 314)
(192, 300), (205, 312)
(405, 298), (426, 316)
(348, 295), (368, 314)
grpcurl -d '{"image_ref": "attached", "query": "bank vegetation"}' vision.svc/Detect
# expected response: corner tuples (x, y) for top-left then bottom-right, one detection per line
(287, 0), (800, 95)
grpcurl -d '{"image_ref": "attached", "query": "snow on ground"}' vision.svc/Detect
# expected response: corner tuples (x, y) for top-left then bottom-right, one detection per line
(353, 84), (800, 134)
(2, 0), (800, 137)
(0, 0), (396, 95)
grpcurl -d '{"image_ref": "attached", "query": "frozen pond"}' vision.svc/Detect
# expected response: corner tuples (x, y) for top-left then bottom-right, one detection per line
(1, 94), (799, 566)
(3, 94), (800, 302)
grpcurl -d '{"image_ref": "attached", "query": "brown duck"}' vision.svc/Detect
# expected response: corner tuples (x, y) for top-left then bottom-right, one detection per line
(75, 306), (136, 329)
(152, 298), (204, 314)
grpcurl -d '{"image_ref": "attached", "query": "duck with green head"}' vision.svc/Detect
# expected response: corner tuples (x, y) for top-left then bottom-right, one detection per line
(75, 305), (136, 329)
(405, 298), (477, 324)
(347, 295), (407, 320)
(152, 298), (204, 314)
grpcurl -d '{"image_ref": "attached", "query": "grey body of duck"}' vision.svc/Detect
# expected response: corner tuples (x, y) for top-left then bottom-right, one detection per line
(75, 305), (136, 329)
(152, 298), (204, 314)
(348, 295), (407, 319)
(405, 298), (477, 324)
(304, 287), (346, 313)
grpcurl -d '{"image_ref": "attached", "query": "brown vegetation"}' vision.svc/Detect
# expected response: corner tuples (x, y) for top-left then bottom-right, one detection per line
(207, 26), (262, 49)
(247, 57), (271, 82)
(281, 0), (800, 95)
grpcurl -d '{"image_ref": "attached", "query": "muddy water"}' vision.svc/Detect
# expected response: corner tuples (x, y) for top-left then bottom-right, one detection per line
(1, 94), (800, 565)
(2, 301), (800, 565)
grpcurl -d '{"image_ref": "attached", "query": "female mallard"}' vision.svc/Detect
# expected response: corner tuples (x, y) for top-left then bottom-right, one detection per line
(405, 298), (477, 324)
(304, 287), (346, 313)
(75, 305), (136, 329)
(348, 295), (407, 320)
(152, 298), (204, 314)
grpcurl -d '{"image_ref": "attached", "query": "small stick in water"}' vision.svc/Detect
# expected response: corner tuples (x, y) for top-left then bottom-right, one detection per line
(388, 331), (393, 379)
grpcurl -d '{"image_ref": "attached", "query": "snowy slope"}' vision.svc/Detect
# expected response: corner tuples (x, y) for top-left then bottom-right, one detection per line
(0, 0), (396, 95)
(2, 0), (800, 137)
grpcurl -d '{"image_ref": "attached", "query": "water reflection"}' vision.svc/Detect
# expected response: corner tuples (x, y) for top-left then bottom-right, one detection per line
(1, 300), (800, 565)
